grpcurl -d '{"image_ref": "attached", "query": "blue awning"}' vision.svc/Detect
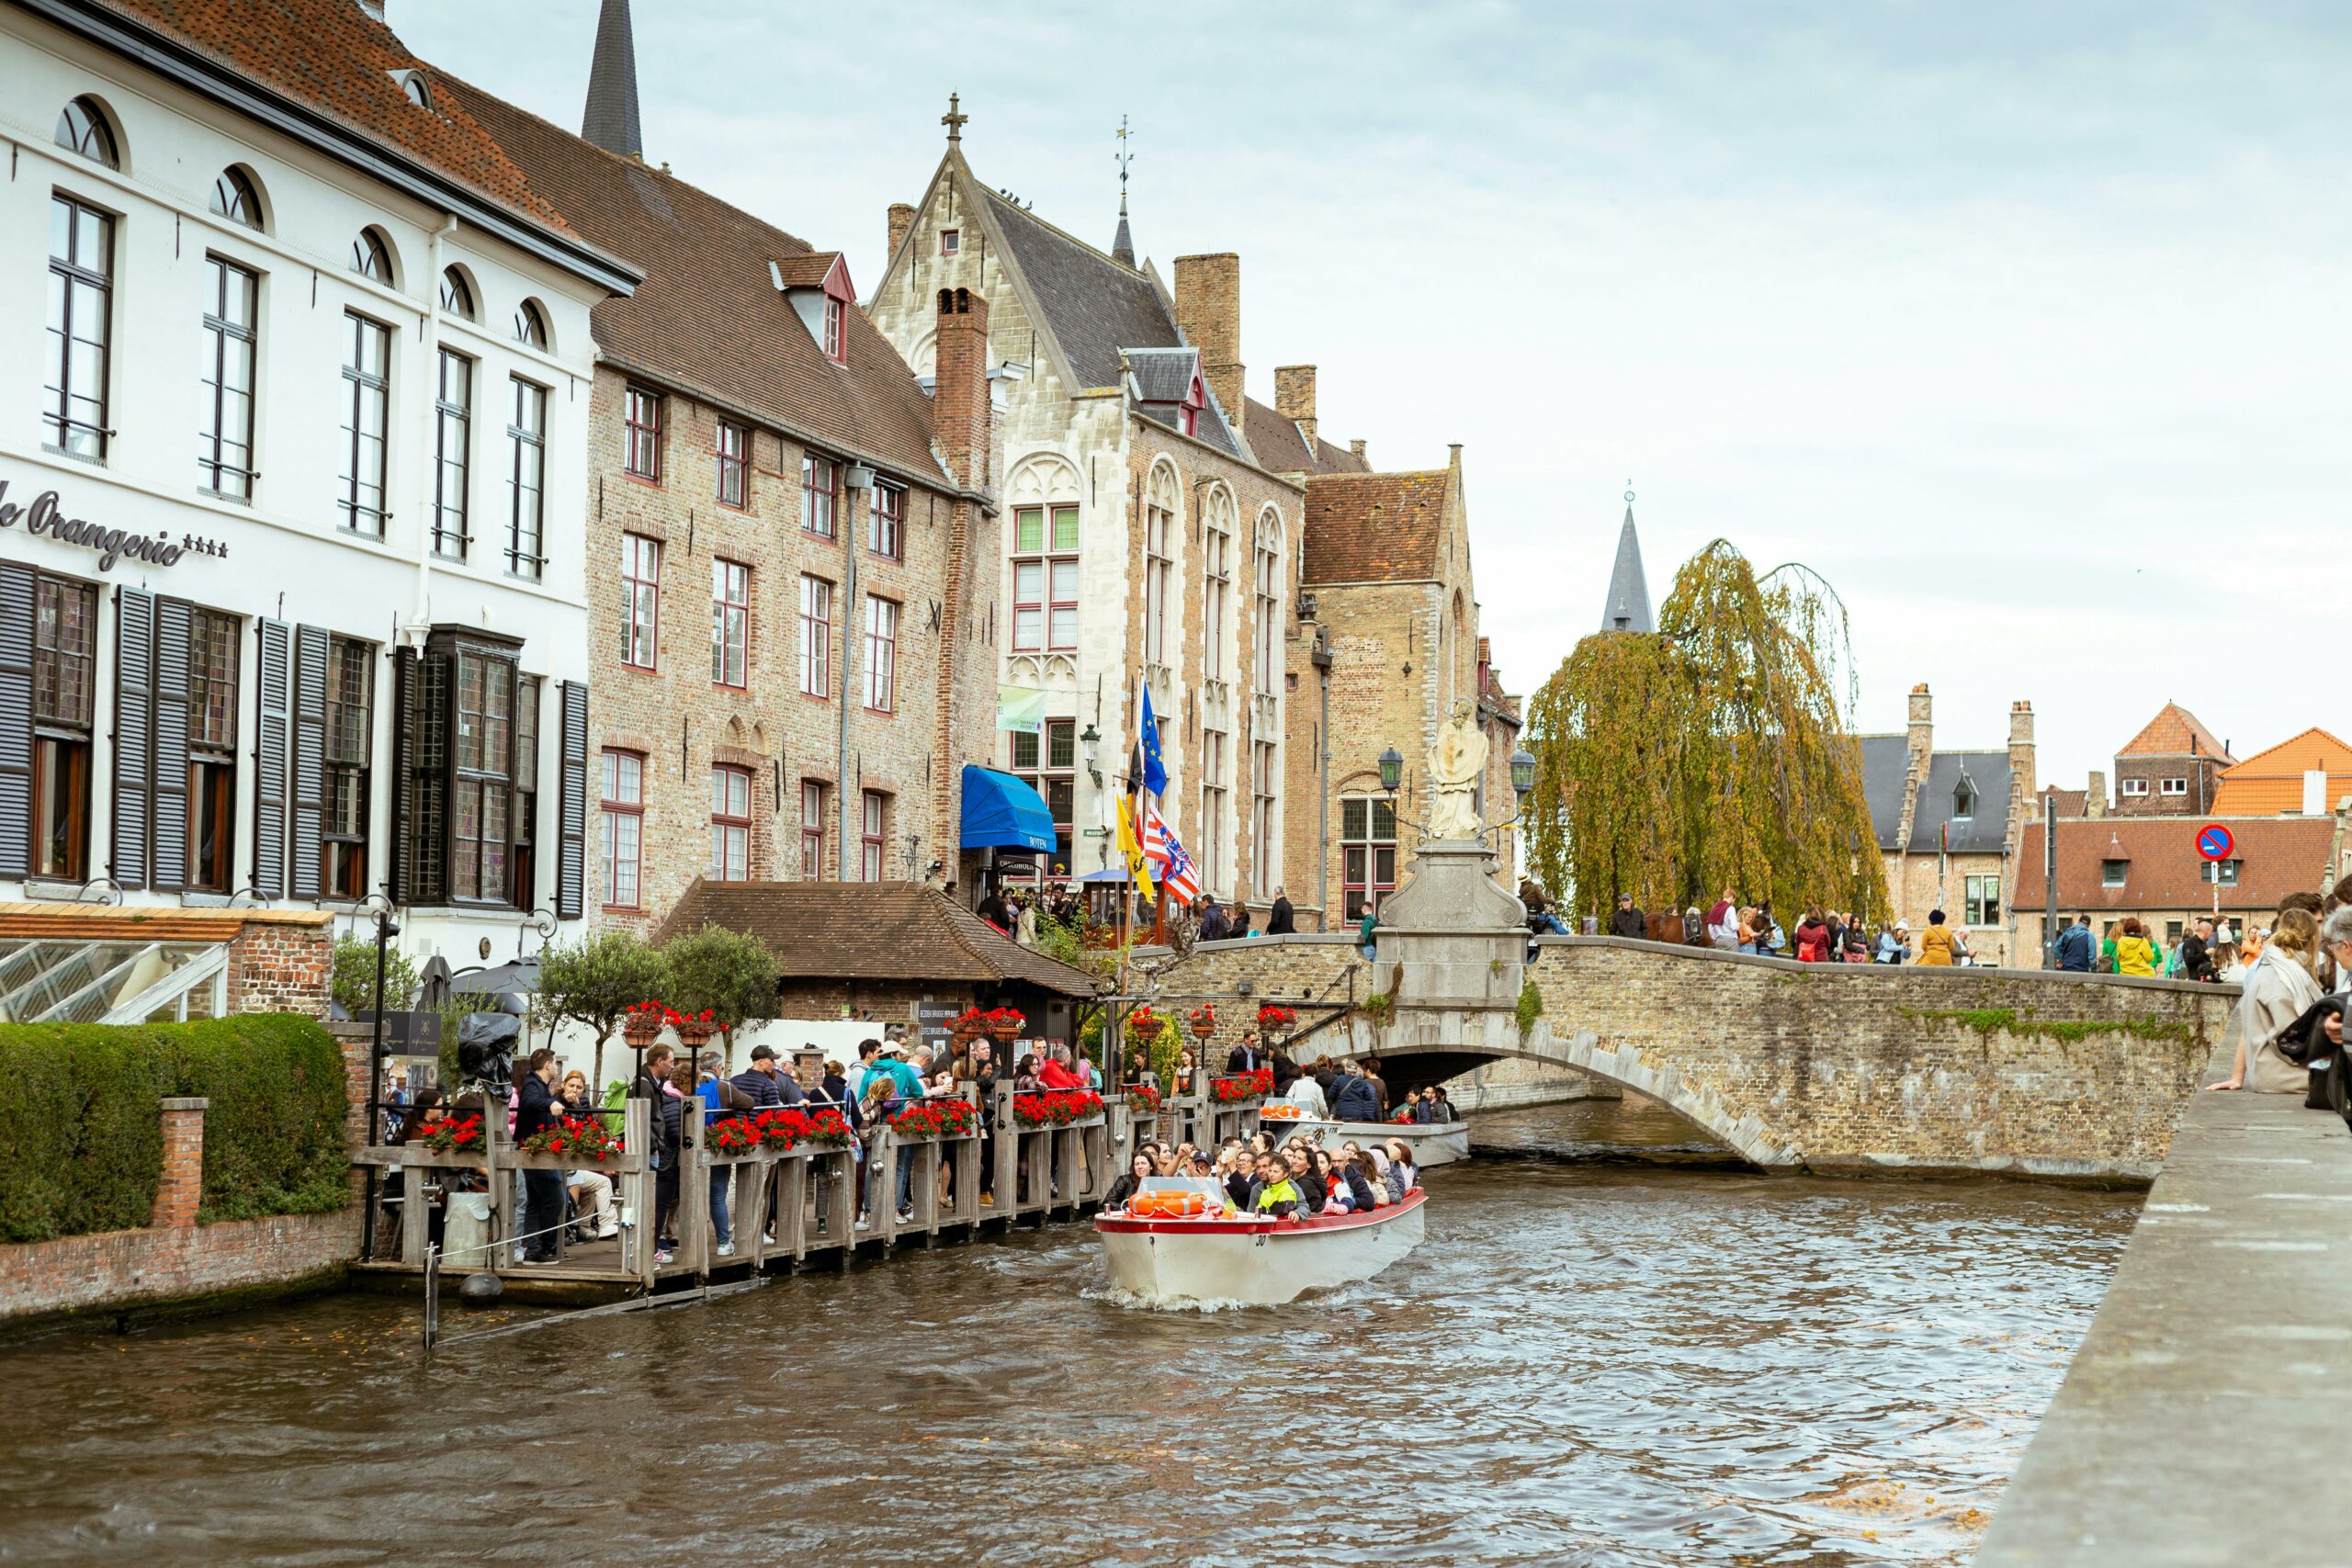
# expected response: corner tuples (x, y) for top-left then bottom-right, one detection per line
(960, 766), (1057, 853)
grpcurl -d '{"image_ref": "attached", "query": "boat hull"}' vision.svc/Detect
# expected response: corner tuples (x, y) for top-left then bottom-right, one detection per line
(1096, 1190), (1426, 1306)
(1292, 1117), (1472, 1167)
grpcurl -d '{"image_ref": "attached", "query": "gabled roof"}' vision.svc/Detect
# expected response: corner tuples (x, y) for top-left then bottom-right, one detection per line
(772, 252), (850, 295)
(1300, 469), (1451, 585)
(2013, 816), (2332, 914)
(1243, 398), (1370, 478)
(2211, 728), (2352, 816)
(654, 881), (1104, 996)
(1859, 737), (2016, 852)
(96, 0), (580, 242)
(2116, 702), (2234, 763)
(446, 81), (947, 484)
(1600, 505), (1654, 633)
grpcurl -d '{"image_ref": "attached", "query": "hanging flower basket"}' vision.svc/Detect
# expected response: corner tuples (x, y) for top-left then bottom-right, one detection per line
(1257, 1004), (1298, 1032)
(1187, 1004), (1217, 1039)
(622, 1002), (665, 1050)
(673, 1009), (717, 1054)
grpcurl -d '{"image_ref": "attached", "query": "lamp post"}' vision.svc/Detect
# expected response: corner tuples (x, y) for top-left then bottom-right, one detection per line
(1376, 746), (1404, 796)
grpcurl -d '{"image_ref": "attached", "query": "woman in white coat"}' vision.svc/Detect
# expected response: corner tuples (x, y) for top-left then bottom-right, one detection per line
(2209, 908), (2324, 1094)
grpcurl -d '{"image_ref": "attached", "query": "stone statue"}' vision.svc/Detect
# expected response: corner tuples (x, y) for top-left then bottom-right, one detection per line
(1426, 699), (1488, 839)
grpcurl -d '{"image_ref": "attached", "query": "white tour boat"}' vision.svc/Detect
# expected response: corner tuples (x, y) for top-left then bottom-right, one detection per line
(1290, 1115), (1471, 1167)
(1095, 1180), (1427, 1306)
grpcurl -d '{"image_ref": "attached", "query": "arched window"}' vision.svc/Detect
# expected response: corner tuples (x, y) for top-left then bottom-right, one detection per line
(514, 299), (549, 349)
(55, 96), (119, 168)
(1201, 485), (1236, 682)
(1143, 462), (1181, 666)
(209, 165), (263, 229)
(391, 69), (433, 110)
(351, 227), (394, 284)
(1254, 508), (1283, 695)
(439, 266), (476, 319)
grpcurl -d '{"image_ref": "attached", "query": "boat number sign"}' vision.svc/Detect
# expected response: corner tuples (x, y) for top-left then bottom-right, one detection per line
(0, 478), (225, 572)
(2196, 824), (2234, 862)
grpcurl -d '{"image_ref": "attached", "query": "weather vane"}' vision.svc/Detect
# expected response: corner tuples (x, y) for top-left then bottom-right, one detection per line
(1115, 114), (1133, 215)
(1624, 479), (1635, 504)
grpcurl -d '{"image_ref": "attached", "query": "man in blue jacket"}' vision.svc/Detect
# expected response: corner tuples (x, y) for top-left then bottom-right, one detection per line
(867, 1042), (928, 1221)
(514, 1048), (563, 1264)
(2053, 914), (2095, 972)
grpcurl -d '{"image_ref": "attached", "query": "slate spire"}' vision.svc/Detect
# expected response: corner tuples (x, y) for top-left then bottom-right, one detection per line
(1111, 114), (1136, 266)
(1601, 498), (1654, 633)
(581, 0), (643, 160)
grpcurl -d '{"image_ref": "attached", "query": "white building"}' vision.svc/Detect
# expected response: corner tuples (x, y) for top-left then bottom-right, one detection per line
(0, 0), (636, 982)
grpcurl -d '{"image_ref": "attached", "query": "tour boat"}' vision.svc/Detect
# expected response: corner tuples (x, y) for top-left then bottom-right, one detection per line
(1293, 1115), (1472, 1168)
(1095, 1180), (1427, 1307)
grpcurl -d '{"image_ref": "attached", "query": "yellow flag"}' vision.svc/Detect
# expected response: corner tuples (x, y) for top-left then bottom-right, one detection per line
(1116, 794), (1156, 901)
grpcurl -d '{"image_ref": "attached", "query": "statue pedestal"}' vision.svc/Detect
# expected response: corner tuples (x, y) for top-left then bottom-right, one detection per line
(1370, 839), (1528, 1012)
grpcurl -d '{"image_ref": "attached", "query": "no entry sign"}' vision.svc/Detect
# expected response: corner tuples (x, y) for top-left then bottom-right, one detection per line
(2196, 823), (2234, 862)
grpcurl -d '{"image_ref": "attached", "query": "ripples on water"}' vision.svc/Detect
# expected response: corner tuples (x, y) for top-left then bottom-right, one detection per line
(0, 1098), (2138, 1567)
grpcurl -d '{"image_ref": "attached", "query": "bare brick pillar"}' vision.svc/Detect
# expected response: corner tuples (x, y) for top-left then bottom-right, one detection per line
(153, 1097), (209, 1229)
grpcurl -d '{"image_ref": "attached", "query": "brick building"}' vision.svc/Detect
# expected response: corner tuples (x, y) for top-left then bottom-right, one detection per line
(1284, 453), (1522, 928)
(443, 17), (1000, 933)
(865, 108), (1305, 916)
(2013, 812), (2344, 964)
(2109, 701), (2233, 817)
(1859, 684), (2038, 964)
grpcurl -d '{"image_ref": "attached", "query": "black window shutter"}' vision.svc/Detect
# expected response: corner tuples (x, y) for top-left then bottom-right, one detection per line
(111, 588), (156, 889)
(400, 646), (451, 906)
(289, 626), (328, 898)
(558, 679), (588, 919)
(387, 646), (414, 907)
(251, 619), (290, 899)
(0, 563), (33, 880)
(150, 597), (193, 893)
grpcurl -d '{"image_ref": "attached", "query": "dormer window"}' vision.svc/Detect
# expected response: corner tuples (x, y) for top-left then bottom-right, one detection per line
(1178, 372), (1204, 438)
(1952, 776), (1977, 819)
(390, 69), (433, 110)
(2101, 858), (2129, 887)
(941, 230), (960, 256)
(824, 297), (844, 362)
(775, 252), (854, 367)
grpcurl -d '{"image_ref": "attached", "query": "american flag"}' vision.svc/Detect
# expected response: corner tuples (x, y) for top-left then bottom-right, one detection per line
(1141, 807), (1200, 905)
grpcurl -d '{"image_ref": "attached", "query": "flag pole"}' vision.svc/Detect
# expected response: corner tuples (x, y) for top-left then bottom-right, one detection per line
(1150, 784), (1169, 948)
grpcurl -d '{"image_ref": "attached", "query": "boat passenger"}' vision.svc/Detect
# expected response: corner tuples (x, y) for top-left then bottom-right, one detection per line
(1102, 1152), (1154, 1213)
(1329, 1066), (1381, 1122)
(1320, 1147), (1377, 1213)
(1382, 1139), (1420, 1195)
(1283, 1147), (1327, 1214)
(1354, 1152), (1390, 1208)
(1249, 1154), (1304, 1218)
(1430, 1087), (1456, 1122)
(1248, 1131), (1276, 1161)
(1285, 1069), (1329, 1119)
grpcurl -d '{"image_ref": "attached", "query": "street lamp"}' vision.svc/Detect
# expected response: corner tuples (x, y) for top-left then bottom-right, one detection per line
(1510, 747), (1537, 800)
(1376, 746), (1404, 795)
(1080, 723), (1102, 788)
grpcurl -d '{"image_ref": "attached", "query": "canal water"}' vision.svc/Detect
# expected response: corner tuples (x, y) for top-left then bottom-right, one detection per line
(0, 1098), (2138, 1567)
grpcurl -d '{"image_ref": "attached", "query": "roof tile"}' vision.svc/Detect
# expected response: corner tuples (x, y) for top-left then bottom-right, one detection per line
(2013, 815), (2333, 913)
(1300, 469), (1450, 584)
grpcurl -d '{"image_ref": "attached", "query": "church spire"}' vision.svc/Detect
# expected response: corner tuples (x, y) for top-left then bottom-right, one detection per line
(1111, 114), (1136, 266)
(1601, 489), (1654, 633)
(581, 0), (643, 160)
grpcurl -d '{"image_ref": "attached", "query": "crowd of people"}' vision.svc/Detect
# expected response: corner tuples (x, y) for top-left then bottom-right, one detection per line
(968, 876), (1300, 949)
(2208, 881), (2352, 1100)
(1102, 1127), (1423, 1221)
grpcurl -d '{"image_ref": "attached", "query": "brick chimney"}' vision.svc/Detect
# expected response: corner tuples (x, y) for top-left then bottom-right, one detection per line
(932, 286), (991, 492)
(888, 202), (916, 262)
(2007, 699), (2037, 800)
(1349, 438), (1368, 467)
(1274, 365), (1317, 446)
(1895, 683), (1933, 851)
(2086, 769), (2108, 819)
(1172, 253), (1243, 423)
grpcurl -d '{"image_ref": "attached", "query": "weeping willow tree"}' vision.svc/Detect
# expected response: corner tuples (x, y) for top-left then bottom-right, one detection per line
(1524, 540), (1887, 926)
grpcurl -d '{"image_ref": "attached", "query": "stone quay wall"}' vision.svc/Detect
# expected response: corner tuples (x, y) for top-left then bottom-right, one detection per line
(0, 1024), (369, 1334)
(1154, 934), (2235, 1178)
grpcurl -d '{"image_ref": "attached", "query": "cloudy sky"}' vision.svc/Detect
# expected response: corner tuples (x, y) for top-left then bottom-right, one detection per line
(399, 0), (2352, 790)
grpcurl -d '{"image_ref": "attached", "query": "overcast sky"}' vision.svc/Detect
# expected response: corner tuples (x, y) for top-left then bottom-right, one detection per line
(399, 0), (2352, 792)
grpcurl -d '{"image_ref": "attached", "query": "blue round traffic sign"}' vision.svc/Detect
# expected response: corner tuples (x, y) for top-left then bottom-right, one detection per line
(2197, 823), (2234, 862)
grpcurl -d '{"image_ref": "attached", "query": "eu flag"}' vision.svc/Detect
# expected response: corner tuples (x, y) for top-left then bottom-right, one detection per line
(1138, 681), (1169, 796)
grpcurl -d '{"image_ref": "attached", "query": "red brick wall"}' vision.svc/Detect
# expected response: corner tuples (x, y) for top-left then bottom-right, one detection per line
(0, 1213), (356, 1327)
(225, 919), (332, 1017)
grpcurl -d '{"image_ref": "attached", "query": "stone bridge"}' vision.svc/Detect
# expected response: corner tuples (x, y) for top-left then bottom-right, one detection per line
(1150, 933), (2235, 1180)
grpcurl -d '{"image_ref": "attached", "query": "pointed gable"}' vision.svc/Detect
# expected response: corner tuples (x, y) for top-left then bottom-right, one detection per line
(1301, 470), (1452, 584)
(2211, 728), (2352, 816)
(2116, 702), (2234, 763)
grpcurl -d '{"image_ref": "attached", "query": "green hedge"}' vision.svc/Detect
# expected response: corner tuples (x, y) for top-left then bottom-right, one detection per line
(0, 1015), (351, 1244)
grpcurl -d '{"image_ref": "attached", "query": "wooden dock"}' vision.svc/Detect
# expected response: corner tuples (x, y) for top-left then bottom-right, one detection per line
(353, 1080), (1265, 1306)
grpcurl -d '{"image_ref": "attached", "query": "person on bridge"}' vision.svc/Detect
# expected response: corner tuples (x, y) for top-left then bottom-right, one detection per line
(2054, 914), (2095, 972)
(1876, 921), (1911, 964)
(2210, 907), (2324, 1093)
(1707, 886), (1739, 949)
(2178, 919), (2217, 984)
(1917, 910), (1957, 965)
(1794, 908), (1832, 962)
(1610, 894), (1647, 940)
(2113, 918), (2159, 977)
(1266, 888), (1295, 935)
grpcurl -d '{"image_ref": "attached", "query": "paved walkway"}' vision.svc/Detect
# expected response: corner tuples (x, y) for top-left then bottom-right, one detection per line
(1978, 1033), (2352, 1565)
